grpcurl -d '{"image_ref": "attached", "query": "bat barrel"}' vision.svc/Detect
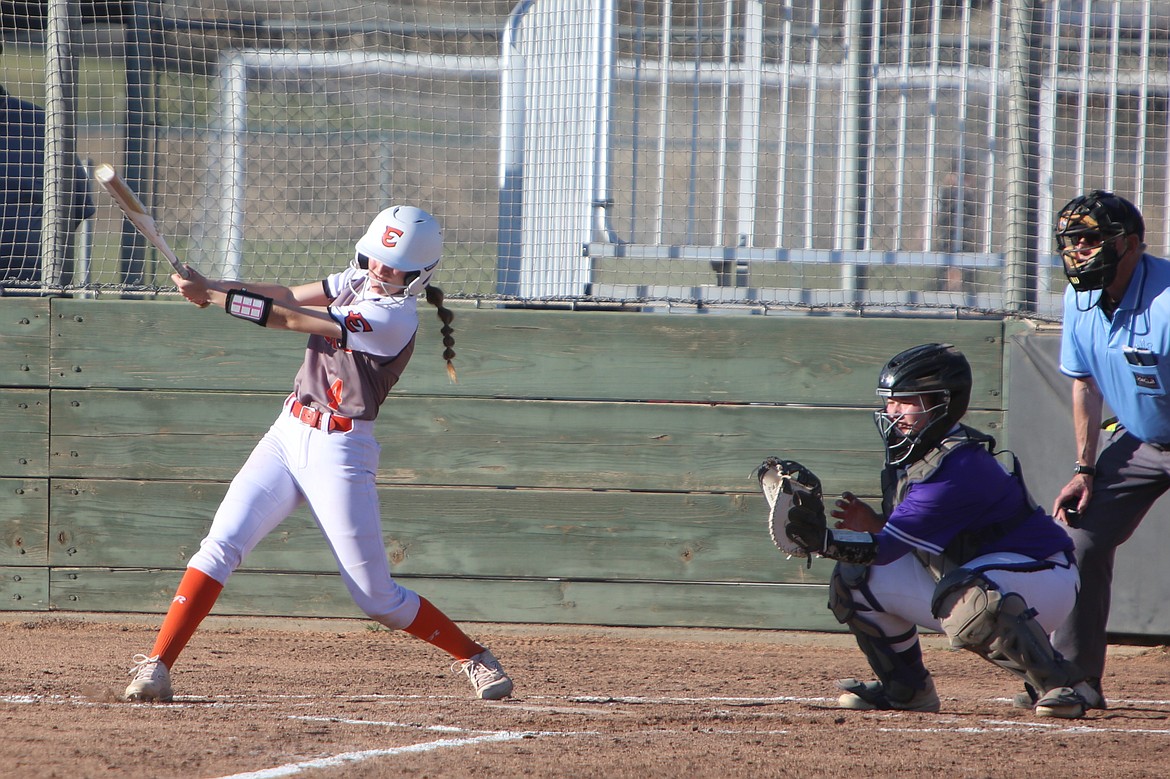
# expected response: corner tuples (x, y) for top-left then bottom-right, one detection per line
(94, 162), (190, 279)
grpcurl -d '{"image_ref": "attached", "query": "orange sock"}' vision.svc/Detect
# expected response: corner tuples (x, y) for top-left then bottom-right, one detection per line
(402, 597), (484, 661)
(149, 567), (224, 670)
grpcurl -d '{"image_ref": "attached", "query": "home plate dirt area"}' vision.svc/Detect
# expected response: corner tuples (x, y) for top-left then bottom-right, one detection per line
(3, 614), (1170, 778)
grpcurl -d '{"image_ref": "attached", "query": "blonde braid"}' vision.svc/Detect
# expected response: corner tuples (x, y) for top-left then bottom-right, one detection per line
(424, 284), (457, 383)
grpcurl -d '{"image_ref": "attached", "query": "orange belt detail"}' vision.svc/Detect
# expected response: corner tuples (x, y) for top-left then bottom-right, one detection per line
(289, 399), (354, 432)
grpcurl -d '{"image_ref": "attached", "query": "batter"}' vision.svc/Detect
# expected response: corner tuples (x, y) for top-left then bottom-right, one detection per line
(123, 205), (513, 702)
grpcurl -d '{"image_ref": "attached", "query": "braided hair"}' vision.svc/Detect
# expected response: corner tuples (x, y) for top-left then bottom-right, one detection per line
(424, 284), (456, 382)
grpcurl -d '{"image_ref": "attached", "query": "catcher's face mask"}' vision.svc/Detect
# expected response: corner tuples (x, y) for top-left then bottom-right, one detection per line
(874, 391), (950, 466)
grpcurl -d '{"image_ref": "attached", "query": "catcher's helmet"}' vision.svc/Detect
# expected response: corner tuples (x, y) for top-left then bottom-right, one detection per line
(1055, 190), (1144, 292)
(874, 343), (973, 466)
(353, 205), (443, 296)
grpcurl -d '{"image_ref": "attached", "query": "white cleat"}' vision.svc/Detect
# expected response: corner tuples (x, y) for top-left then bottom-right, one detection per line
(124, 654), (173, 702)
(455, 649), (513, 700)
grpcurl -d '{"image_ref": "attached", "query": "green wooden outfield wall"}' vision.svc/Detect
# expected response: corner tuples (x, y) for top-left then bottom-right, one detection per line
(0, 297), (1018, 630)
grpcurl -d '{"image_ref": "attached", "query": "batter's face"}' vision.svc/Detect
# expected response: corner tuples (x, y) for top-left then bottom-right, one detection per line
(365, 259), (410, 297)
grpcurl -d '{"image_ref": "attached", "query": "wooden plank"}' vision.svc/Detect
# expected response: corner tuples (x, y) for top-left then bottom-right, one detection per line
(49, 299), (305, 390)
(0, 479), (49, 564)
(47, 389), (1005, 491)
(0, 389), (49, 477)
(49, 300), (1005, 407)
(50, 481), (218, 569)
(49, 390), (278, 480)
(0, 566), (49, 611)
(0, 298), (50, 386)
(409, 310), (1004, 406)
(49, 479), (831, 585)
(48, 568), (842, 631)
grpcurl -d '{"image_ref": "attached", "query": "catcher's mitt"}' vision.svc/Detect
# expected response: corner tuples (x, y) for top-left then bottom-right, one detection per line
(756, 457), (824, 559)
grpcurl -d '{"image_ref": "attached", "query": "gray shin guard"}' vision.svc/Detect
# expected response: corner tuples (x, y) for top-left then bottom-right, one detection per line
(932, 570), (1082, 693)
(830, 563), (929, 702)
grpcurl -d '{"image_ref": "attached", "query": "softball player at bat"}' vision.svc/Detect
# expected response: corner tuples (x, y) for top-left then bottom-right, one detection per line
(123, 205), (513, 702)
(776, 344), (1100, 718)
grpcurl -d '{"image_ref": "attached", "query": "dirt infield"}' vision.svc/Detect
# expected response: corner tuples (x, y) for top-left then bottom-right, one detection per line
(3, 613), (1170, 779)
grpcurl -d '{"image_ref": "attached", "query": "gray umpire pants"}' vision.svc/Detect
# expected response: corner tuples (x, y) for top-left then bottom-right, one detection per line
(1051, 429), (1170, 680)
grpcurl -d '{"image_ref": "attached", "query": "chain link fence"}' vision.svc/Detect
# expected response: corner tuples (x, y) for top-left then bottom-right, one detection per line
(2, 1), (1167, 320)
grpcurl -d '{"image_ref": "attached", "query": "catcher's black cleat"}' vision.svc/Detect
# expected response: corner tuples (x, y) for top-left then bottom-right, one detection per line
(1014, 678), (1106, 713)
(1035, 686), (1089, 719)
(836, 677), (940, 713)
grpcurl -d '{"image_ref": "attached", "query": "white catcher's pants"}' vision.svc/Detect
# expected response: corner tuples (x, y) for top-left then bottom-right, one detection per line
(186, 408), (421, 627)
(858, 552), (1079, 653)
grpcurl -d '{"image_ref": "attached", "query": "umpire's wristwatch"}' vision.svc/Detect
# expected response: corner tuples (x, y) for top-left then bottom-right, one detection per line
(1073, 463), (1097, 476)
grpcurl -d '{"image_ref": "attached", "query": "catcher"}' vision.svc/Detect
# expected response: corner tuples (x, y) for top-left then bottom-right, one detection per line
(758, 343), (1100, 718)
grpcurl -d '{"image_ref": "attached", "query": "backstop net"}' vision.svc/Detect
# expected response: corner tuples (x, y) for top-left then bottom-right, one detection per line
(2, 0), (1168, 320)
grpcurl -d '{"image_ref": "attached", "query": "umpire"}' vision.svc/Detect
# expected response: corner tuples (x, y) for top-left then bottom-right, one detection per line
(1049, 189), (1170, 709)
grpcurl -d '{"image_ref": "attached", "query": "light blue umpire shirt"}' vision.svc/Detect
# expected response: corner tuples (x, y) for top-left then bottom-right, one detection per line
(1060, 252), (1170, 445)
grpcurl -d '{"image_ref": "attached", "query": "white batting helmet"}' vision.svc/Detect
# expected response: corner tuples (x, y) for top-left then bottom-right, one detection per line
(354, 205), (443, 296)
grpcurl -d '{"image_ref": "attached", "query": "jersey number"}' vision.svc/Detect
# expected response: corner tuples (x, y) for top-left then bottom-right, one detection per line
(327, 379), (344, 411)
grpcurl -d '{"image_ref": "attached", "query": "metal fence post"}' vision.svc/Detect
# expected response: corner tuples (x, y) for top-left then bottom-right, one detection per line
(40, 0), (81, 289)
(1004, 0), (1044, 313)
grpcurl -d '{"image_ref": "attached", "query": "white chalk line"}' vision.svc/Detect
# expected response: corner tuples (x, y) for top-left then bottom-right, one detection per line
(289, 715), (481, 734)
(566, 694), (830, 705)
(208, 731), (555, 779)
(879, 720), (1170, 736)
(287, 714), (602, 737)
(290, 715), (788, 738)
(501, 703), (638, 715)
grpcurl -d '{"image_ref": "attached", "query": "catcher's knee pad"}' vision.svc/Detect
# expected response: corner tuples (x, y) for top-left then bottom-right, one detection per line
(931, 568), (1003, 648)
(829, 562), (873, 625)
(931, 568), (1081, 691)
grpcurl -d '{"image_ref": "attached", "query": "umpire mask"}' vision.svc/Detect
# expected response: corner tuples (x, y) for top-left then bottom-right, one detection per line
(1056, 190), (1144, 292)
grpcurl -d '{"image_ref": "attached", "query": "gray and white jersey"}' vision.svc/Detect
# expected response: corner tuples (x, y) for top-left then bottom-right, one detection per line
(291, 266), (418, 420)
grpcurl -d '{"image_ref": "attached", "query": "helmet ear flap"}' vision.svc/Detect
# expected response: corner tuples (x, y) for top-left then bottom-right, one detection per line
(402, 261), (438, 297)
